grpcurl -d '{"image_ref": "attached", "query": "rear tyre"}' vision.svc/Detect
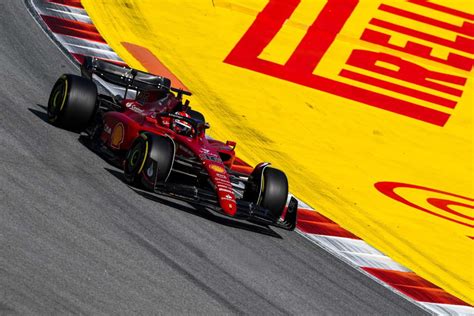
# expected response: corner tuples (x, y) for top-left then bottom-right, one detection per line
(124, 133), (175, 189)
(244, 165), (288, 219)
(47, 74), (97, 131)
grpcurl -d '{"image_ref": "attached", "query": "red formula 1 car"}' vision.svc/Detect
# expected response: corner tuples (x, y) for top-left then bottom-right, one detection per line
(47, 57), (297, 230)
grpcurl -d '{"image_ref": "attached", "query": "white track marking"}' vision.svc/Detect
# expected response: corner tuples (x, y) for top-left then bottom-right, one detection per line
(33, 1), (91, 23)
(422, 303), (474, 316)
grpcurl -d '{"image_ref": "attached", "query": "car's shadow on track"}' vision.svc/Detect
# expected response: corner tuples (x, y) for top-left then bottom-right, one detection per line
(28, 104), (49, 122)
(29, 104), (85, 134)
(104, 167), (283, 239)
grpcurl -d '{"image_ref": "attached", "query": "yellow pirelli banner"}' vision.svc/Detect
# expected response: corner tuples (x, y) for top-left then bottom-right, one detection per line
(81, 0), (473, 303)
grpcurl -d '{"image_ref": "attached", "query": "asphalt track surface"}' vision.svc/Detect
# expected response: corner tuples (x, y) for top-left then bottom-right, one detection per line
(0, 1), (429, 314)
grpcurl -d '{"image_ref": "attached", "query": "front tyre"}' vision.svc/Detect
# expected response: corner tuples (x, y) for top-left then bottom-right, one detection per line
(244, 165), (289, 219)
(47, 74), (98, 131)
(124, 134), (175, 189)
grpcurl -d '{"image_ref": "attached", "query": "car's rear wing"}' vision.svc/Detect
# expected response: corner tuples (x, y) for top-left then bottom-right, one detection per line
(80, 56), (191, 98)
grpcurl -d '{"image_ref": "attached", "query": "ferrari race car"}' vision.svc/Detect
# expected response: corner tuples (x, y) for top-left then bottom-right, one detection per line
(47, 57), (297, 230)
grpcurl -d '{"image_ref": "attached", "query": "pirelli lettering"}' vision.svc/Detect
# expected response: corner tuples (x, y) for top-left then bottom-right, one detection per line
(225, 0), (473, 126)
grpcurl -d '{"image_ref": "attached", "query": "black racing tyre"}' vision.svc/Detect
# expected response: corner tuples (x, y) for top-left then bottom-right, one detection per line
(244, 166), (288, 219)
(124, 133), (175, 189)
(260, 167), (288, 219)
(47, 74), (98, 131)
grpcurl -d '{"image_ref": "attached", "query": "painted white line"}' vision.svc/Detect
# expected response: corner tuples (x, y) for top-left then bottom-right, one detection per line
(33, 1), (91, 23)
(340, 252), (411, 271)
(308, 235), (384, 255)
(421, 303), (474, 316)
(55, 34), (118, 53)
(305, 234), (410, 271)
(63, 42), (123, 61)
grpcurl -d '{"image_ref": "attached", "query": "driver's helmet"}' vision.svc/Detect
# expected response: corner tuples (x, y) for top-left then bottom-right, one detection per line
(173, 111), (193, 136)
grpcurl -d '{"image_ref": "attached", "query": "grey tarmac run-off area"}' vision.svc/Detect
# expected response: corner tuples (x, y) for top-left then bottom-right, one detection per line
(0, 1), (428, 314)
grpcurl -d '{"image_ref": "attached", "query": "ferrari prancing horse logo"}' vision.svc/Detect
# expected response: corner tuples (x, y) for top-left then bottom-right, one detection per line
(210, 164), (225, 173)
(110, 123), (124, 149)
